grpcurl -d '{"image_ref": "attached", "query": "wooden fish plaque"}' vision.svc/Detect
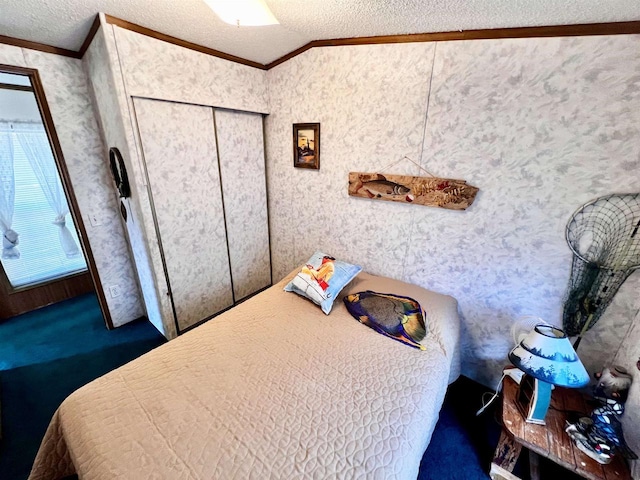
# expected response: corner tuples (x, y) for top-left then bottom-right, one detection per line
(348, 172), (479, 210)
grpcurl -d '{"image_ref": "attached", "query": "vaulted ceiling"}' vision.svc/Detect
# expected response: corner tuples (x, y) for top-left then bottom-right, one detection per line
(1, 0), (639, 64)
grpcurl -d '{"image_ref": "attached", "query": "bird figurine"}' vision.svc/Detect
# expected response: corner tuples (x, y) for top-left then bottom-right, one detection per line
(566, 398), (638, 464)
(590, 401), (638, 460)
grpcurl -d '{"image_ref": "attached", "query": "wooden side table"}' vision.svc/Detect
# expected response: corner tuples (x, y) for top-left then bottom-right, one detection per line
(490, 376), (631, 480)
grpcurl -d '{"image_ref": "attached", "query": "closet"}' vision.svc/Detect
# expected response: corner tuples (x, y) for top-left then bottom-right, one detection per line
(85, 23), (272, 337)
(132, 98), (271, 333)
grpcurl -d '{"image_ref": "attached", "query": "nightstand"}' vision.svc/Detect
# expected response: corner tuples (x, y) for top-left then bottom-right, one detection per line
(490, 376), (631, 480)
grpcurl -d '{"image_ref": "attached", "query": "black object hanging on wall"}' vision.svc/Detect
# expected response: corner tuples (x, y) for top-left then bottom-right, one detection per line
(109, 147), (131, 198)
(563, 193), (640, 349)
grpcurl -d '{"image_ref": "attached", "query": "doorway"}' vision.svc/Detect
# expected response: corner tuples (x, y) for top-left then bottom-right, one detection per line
(0, 65), (108, 324)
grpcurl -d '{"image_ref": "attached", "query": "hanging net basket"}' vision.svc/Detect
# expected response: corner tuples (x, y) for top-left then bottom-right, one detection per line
(563, 193), (640, 347)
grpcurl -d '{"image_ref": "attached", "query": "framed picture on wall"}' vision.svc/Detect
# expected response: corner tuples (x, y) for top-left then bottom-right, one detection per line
(293, 123), (320, 169)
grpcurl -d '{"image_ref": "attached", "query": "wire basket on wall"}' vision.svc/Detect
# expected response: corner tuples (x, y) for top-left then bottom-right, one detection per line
(563, 193), (640, 349)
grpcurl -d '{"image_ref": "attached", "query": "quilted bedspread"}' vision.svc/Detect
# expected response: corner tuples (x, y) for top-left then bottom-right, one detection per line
(29, 271), (460, 480)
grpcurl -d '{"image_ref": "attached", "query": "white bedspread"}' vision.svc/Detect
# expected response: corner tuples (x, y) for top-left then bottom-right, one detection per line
(29, 271), (460, 480)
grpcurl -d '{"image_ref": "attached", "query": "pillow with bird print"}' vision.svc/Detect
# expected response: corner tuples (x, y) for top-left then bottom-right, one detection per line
(343, 291), (427, 350)
(284, 251), (362, 314)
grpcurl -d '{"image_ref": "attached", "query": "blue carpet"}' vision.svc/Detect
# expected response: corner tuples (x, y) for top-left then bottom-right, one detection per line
(419, 377), (501, 479)
(0, 293), (584, 480)
(0, 293), (166, 480)
(0, 293), (163, 371)
(419, 377), (584, 480)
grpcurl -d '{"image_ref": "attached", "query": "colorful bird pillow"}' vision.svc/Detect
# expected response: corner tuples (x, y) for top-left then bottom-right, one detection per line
(343, 291), (427, 350)
(284, 251), (362, 314)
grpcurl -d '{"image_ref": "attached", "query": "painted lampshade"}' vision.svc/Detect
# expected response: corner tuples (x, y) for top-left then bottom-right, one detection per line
(509, 325), (589, 388)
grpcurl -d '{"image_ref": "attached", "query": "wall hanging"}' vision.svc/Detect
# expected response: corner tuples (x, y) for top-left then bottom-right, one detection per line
(293, 123), (320, 170)
(563, 193), (640, 349)
(348, 157), (479, 210)
(109, 147), (131, 198)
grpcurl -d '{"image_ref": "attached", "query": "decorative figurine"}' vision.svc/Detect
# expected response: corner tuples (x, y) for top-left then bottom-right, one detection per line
(566, 399), (638, 464)
(566, 363), (636, 465)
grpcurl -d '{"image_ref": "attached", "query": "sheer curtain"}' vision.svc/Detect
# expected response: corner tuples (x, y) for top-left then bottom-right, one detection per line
(14, 123), (80, 258)
(0, 124), (19, 259)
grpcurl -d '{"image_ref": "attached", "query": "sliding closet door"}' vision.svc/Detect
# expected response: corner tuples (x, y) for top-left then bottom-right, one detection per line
(133, 98), (233, 331)
(215, 110), (271, 300)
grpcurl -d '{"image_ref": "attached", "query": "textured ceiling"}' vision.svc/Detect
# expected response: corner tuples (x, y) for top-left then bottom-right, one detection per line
(0, 0), (639, 64)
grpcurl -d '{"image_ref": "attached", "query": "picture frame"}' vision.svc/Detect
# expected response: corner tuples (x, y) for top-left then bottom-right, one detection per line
(293, 123), (320, 169)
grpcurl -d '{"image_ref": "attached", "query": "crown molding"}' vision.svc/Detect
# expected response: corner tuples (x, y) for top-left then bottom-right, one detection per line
(78, 14), (102, 58)
(266, 20), (640, 69)
(1, 16), (639, 70)
(0, 33), (80, 58)
(103, 14), (267, 70)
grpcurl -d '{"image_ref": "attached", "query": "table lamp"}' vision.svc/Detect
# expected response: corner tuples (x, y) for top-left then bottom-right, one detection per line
(508, 324), (589, 425)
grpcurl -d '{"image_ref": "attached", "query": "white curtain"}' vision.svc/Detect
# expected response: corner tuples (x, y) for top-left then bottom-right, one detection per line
(15, 124), (80, 258)
(0, 126), (20, 259)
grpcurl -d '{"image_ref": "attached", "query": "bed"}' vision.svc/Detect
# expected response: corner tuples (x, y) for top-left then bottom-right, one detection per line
(29, 270), (460, 480)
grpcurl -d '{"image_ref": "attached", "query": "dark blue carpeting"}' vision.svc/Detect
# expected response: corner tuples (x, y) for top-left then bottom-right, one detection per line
(0, 293), (166, 480)
(0, 293), (582, 480)
(0, 293), (164, 371)
(419, 377), (502, 479)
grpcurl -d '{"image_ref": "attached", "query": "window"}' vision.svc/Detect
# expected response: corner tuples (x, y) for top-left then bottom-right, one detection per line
(1, 74), (88, 289)
(1, 129), (87, 287)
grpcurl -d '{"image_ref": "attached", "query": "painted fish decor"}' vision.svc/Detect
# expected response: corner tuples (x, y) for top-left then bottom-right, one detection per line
(359, 177), (411, 198)
(348, 172), (479, 210)
(343, 291), (427, 350)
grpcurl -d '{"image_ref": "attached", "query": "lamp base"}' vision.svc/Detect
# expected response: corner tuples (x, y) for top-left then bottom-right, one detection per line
(516, 374), (552, 425)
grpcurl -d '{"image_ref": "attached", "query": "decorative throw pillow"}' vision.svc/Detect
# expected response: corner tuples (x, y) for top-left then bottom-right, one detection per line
(284, 252), (362, 314)
(343, 290), (427, 350)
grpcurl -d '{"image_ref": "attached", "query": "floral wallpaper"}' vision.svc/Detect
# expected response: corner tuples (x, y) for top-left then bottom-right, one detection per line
(266, 42), (436, 283)
(0, 44), (26, 66)
(112, 26), (269, 114)
(266, 35), (640, 388)
(24, 49), (145, 327)
(1, 42), (143, 327)
(83, 27), (166, 335)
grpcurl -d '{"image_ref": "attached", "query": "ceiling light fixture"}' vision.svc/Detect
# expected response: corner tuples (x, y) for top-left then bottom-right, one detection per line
(204, 0), (279, 27)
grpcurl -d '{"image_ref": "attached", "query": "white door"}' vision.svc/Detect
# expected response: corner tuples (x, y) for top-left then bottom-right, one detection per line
(133, 98), (233, 331)
(215, 109), (271, 300)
